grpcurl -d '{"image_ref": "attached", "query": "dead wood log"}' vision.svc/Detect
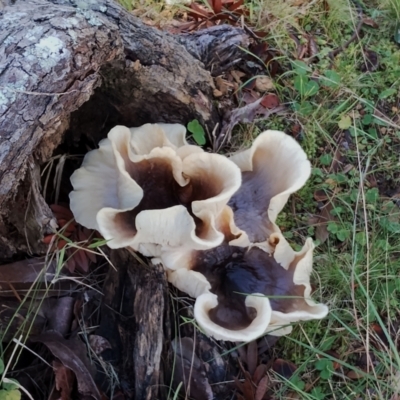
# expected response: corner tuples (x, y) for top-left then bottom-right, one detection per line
(177, 25), (250, 75)
(97, 250), (171, 400)
(0, 0), (250, 260)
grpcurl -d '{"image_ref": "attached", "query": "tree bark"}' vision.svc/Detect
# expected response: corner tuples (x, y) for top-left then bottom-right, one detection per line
(97, 250), (171, 400)
(177, 25), (250, 75)
(0, 0), (249, 259)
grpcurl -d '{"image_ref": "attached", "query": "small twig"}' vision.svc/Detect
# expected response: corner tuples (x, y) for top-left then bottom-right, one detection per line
(222, 11), (263, 41)
(0, 85), (82, 97)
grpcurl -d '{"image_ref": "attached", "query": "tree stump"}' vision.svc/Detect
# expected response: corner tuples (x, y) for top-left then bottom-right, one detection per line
(0, 1), (251, 398)
(0, 0), (249, 259)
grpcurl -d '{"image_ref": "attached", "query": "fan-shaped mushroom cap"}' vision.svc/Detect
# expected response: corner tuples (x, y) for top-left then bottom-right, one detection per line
(70, 124), (242, 256)
(69, 126), (141, 232)
(160, 206), (244, 271)
(257, 235), (328, 334)
(228, 130), (311, 245)
(166, 233), (328, 341)
(128, 123), (188, 155)
(162, 130), (312, 270)
(194, 292), (272, 341)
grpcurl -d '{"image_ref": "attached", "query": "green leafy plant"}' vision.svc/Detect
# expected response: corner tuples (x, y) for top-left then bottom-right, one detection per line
(117, 0), (132, 10)
(289, 374), (305, 391)
(320, 70), (341, 88)
(315, 358), (334, 380)
(187, 119), (206, 145)
(294, 75), (320, 98)
(311, 385), (327, 399)
(239, 0), (400, 398)
(291, 67), (319, 117)
(0, 359), (21, 400)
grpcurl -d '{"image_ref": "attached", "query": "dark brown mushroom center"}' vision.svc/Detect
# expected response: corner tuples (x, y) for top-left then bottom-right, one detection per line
(228, 171), (273, 243)
(193, 245), (307, 331)
(228, 146), (293, 242)
(113, 157), (223, 237)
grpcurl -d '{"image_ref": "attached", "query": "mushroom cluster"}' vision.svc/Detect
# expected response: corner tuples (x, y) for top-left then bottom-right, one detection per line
(70, 123), (328, 342)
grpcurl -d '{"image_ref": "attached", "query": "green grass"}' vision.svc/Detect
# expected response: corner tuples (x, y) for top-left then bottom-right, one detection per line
(233, 0), (400, 397)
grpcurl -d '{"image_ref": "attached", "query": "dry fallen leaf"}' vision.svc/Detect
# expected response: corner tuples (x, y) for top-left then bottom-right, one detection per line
(252, 364), (268, 385)
(172, 337), (213, 400)
(346, 369), (365, 380)
(241, 90), (260, 105)
(41, 297), (75, 336)
(89, 334), (112, 357)
(315, 202), (335, 244)
(48, 204), (97, 274)
(286, 391), (301, 400)
(313, 189), (329, 202)
(230, 69), (246, 83)
(0, 258), (56, 291)
(215, 76), (232, 95)
(32, 331), (102, 400)
(0, 300), (46, 341)
(217, 97), (286, 150)
(260, 93), (280, 109)
(254, 375), (269, 400)
(246, 341), (258, 376)
(52, 359), (75, 400)
(330, 148), (345, 173)
(0, 258), (74, 298)
(360, 49), (379, 72)
(325, 350), (341, 370)
(307, 34), (319, 58)
(362, 17), (379, 28)
(272, 359), (297, 379)
(235, 372), (255, 400)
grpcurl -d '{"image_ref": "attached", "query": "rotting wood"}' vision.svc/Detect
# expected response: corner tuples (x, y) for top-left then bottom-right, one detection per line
(98, 250), (171, 400)
(177, 25), (250, 75)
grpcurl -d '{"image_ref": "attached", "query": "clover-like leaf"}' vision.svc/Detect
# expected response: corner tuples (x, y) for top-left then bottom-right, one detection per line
(315, 359), (334, 380)
(0, 389), (21, 400)
(338, 115), (352, 129)
(322, 70), (341, 88)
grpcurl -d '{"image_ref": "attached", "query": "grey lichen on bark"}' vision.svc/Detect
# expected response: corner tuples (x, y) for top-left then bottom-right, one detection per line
(0, 0), (124, 257)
